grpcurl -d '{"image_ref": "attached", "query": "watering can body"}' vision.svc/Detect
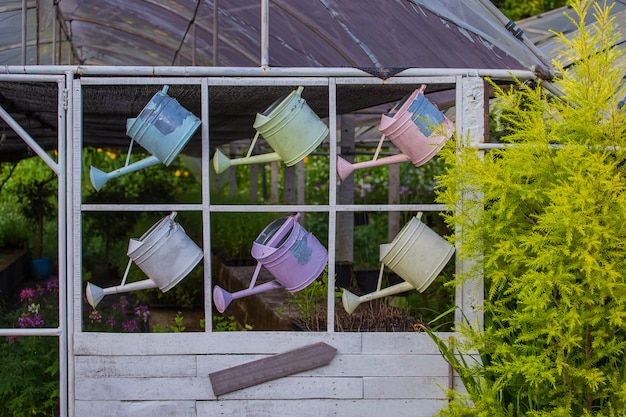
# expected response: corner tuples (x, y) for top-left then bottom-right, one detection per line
(86, 212), (203, 308)
(212, 86), (329, 174)
(336, 85), (454, 181)
(213, 213), (328, 313)
(90, 86), (201, 190)
(341, 215), (454, 314)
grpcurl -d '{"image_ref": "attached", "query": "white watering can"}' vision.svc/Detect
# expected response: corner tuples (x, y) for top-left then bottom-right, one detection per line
(342, 214), (454, 314)
(213, 213), (328, 313)
(86, 212), (203, 308)
(212, 86), (329, 174)
(337, 85), (454, 181)
(90, 86), (201, 190)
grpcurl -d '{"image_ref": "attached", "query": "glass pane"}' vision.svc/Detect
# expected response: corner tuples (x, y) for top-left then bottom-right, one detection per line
(81, 211), (205, 333)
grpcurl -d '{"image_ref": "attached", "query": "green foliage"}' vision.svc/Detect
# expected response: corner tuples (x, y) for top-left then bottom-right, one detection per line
(0, 156), (57, 258)
(213, 314), (252, 331)
(0, 278), (60, 416)
(288, 267), (339, 326)
(494, 0), (567, 20)
(433, 1), (626, 415)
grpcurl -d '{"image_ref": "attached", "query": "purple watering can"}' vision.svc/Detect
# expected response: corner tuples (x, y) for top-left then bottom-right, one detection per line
(337, 85), (454, 180)
(213, 213), (328, 313)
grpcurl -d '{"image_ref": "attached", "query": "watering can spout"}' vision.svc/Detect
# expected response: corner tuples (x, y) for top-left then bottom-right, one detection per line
(213, 281), (283, 313)
(89, 155), (161, 191)
(86, 279), (158, 308)
(212, 148), (282, 175)
(342, 282), (416, 314)
(336, 153), (412, 181)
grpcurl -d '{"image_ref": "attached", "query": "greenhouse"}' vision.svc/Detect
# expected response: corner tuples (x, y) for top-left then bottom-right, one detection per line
(2, 1), (625, 416)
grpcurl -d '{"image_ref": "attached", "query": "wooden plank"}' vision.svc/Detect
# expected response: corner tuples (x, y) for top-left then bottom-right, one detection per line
(75, 355), (197, 378)
(74, 332), (362, 355)
(74, 377), (212, 401)
(362, 331), (448, 354)
(216, 376), (363, 400)
(363, 376), (447, 399)
(74, 401), (196, 417)
(197, 398), (447, 417)
(198, 353), (448, 378)
(209, 342), (337, 396)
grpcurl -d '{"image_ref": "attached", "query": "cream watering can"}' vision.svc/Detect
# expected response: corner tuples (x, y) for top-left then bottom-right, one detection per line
(212, 86), (329, 174)
(213, 213), (328, 313)
(90, 86), (201, 191)
(337, 85), (454, 181)
(86, 212), (203, 308)
(342, 214), (454, 314)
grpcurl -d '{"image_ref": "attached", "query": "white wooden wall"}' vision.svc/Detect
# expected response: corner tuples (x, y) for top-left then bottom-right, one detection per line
(73, 332), (453, 417)
(65, 72), (489, 417)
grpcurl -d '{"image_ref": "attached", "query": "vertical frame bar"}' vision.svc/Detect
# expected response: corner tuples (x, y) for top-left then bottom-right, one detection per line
(201, 78), (213, 331)
(454, 75), (485, 329)
(326, 78), (337, 332)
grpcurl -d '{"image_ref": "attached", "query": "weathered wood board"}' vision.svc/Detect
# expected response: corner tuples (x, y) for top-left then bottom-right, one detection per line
(209, 342), (337, 396)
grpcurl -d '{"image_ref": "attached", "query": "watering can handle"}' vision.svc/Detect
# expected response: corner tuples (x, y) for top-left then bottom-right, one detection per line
(248, 262), (263, 290)
(372, 133), (386, 161)
(246, 131), (261, 159)
(376, 263), (385, 292)
(124, 138), (135, 168)
(120, 258), (133, 287)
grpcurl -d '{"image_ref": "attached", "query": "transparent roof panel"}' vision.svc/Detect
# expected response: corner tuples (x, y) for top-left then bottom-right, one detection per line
(0, 0), (551, 76)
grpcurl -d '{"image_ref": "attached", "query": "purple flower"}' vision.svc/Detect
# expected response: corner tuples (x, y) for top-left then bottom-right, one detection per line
(105, 316), (117, 327)
(122, 319), (138, 333)
(46, 279), (59, 293)
(135, 305), (151, 323)
(19, 288), (35, 303)
(113, 297), (130, 314)
(18, 314), (44, 328)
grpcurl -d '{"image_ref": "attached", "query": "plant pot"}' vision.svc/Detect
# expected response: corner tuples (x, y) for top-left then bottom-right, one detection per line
(355, 270), (379, 294)
(335, 262), (354, 289)
(31, 257), (53, 281)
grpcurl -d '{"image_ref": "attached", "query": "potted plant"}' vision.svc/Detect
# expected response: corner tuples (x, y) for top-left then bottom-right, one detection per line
(14, 165), (57, 280)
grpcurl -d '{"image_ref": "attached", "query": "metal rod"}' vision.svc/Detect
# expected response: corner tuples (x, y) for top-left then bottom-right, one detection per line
(0, 65), (537, 80)
(261, 0), (269, 67)
(0, 104), (60, 174)
(212, 0), (218, 65)
(0, 328), (62, 337)
(21, 0), (27, 65)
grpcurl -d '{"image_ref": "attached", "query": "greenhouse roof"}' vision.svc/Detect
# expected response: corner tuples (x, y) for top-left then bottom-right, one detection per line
(0, 0), (588, 161)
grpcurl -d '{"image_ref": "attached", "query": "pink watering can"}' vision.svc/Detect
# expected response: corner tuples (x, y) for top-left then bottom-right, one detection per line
(212, 86), (329, 174)
(90, 86), (201, 190)
(86, 212), (203, 308)
(337, 85), (454, 180)
(342, 213), (454, 314)
(213, 213), (328, 313)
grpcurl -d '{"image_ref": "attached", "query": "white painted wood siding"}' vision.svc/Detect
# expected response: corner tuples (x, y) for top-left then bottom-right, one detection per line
(73, 332), (453, 417)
